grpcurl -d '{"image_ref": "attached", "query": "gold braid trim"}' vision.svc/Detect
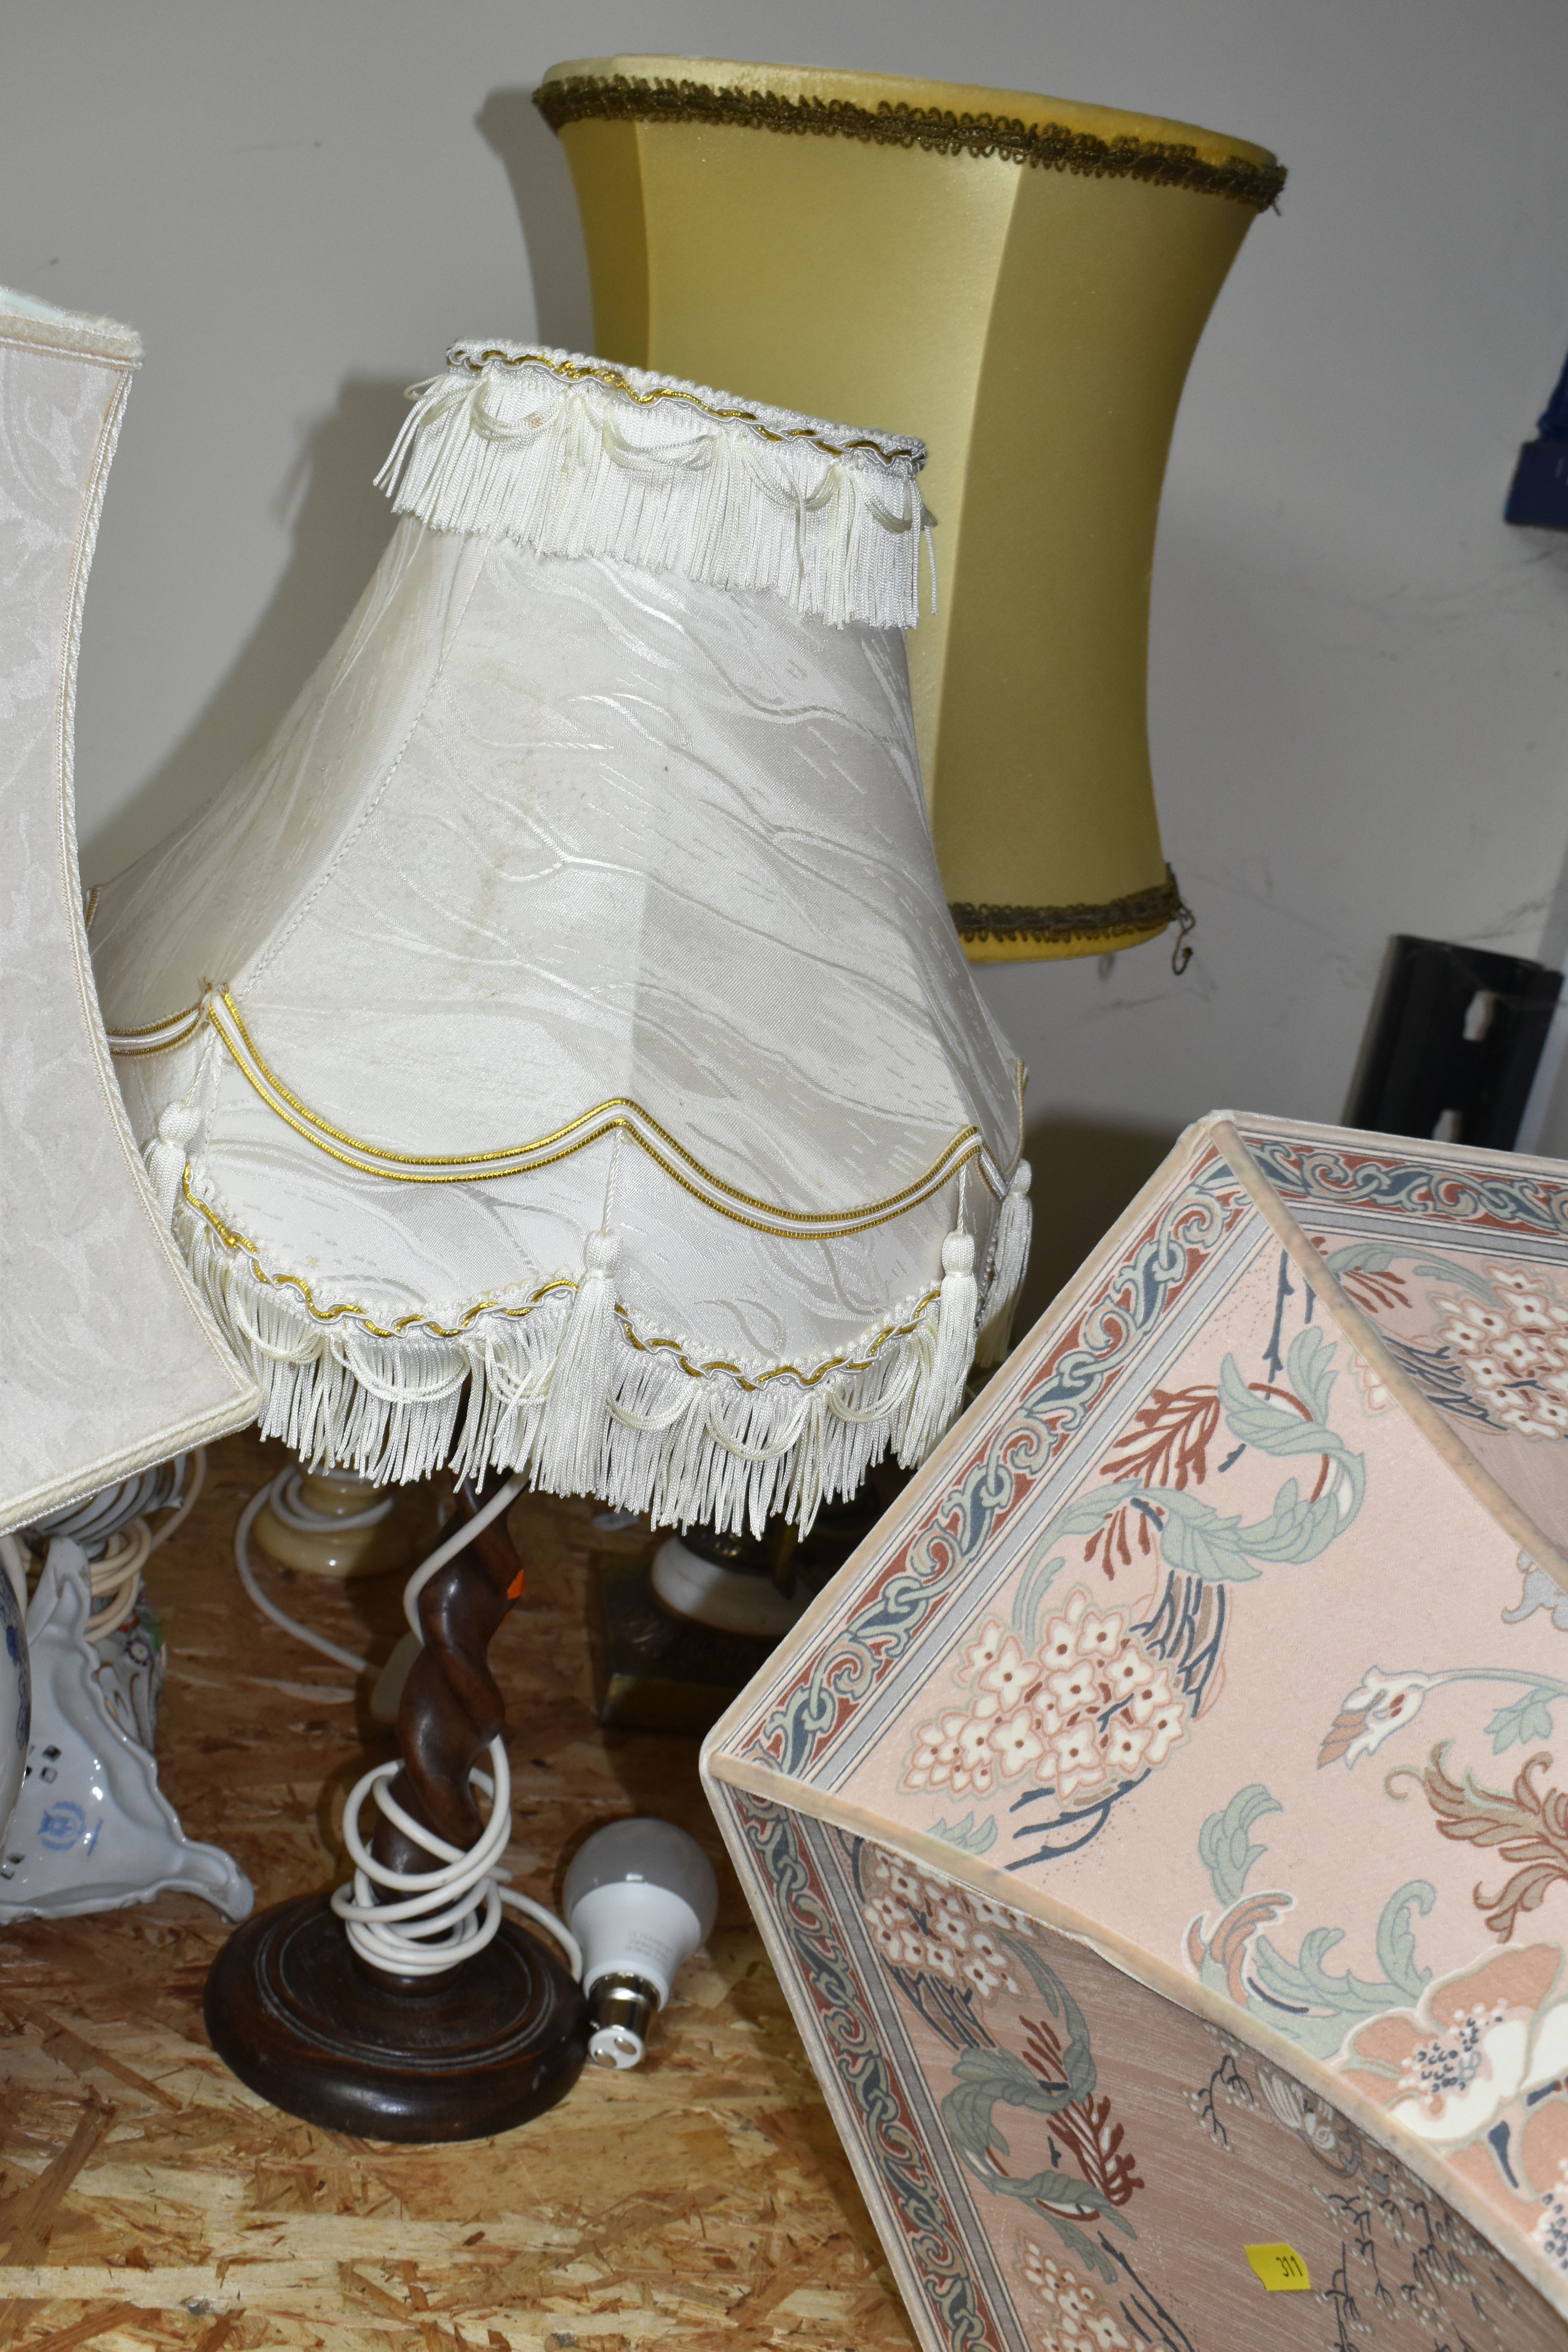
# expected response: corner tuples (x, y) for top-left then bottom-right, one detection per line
(534, 76), (1286, 211)
(448, 345), (920, 468)
(952, 866), (1197, 970)
(182, 1166), (941, 1392)
(205, 988), (1000, 1234)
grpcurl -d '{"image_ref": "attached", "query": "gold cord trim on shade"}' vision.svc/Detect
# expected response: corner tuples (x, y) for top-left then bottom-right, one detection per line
(951, 866), (1197, 972)
(104, 998), (207, 1056)
(163, 990), (1013, 1237)
(182, 1166), (942, 1391)
(449, 346), (920, 469)
(534, 75), (1287, 211)
(82, 884), (99, 932)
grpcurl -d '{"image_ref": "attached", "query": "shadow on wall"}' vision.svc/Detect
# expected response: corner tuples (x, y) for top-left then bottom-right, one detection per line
(86, 94), (590, 888)
(84, 376), (410, 884)
(1013, 1115), (1182, 1339)
(477, 89), (595, 355)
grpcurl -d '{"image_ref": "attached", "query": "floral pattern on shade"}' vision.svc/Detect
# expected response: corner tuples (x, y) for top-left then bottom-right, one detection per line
(1351, 1349), (1393, 1413)
(1339, 1944), (1568, 2276)
(742, 1146), (1253, 1789)
(1390, 1742), (1568, 1941)
(1020, 2239), (1149, 2352)
(894, 1273), (1372, 1869)
(852, 1842), (1152, 2291)
(1189, 2035), (1360, 2171)
(1435, 1267), (1568, 1440)
(860, 1846), (1027, 2002)
(713, 1130), (1568, 2340)
(723, 1780), (1568, 2352)
(904, 1593), (1187, 1813)
(1320, 1645), (1568, 1773)
(1184, 1782), (1436, 2062)
(1189, 2027), (1542, 2337)
(1538, 2164), (1568, 2275)
(1318, 1237), (1568, 1443)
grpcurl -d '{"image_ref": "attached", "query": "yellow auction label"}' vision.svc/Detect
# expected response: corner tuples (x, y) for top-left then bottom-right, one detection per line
(1245, 2243), (1311, 2291)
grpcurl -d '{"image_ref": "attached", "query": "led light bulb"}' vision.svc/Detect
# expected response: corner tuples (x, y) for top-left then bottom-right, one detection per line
(563, 1818), (719, 2070)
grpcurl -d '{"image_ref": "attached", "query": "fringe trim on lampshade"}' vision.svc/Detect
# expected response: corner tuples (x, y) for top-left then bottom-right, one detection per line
(534, 1227), (621, 1494)
(376, 341), (931, 630)
(173, 1180), (1011, 1537)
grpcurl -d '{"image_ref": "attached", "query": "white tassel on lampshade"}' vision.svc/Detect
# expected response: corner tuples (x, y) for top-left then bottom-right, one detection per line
(143, 1099), (201, 1228)
(976, 1160), (1033, 1367)
(535, 1229), (621, 1497)
(91, 341), (1027, 1534)
(906, 1224), (978, 1460)
(376, 345), (929, 632)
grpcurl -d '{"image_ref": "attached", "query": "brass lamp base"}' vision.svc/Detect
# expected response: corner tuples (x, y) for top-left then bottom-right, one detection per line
(590, 1550), (778, 1737)
(590, 1463), (912, 1735)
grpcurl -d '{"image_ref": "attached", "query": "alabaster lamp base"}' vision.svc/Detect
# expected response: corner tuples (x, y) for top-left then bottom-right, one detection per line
(250, 1463), (441, 1581)
(650, 1533), (807, 1639)
(205, 1893), (585, 2142)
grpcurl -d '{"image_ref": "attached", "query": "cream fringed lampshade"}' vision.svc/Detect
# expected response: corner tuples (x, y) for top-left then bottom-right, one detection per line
(90, 345), (1031, 1533)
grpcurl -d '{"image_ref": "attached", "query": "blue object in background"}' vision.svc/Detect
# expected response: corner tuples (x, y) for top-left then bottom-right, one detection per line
(1506, 346), (1568, 530)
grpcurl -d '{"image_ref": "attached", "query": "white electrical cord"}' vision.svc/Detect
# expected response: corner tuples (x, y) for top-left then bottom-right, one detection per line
(233, 1464), (582, 1984)
(233, 1477), (373, 1675)
(83, 1515), (153, 1637)
(16, 1450), (208, 1640)
(399, 1475), (523, 1637)
(332, 1739), (581, 1979)
(147, 1446), (208, 1553)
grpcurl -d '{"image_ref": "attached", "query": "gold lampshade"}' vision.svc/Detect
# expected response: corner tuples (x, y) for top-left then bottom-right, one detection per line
(535, 58), (1282, 961)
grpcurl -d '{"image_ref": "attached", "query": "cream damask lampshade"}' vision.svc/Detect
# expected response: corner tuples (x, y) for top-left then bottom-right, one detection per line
(0, 288), (255, 1537)
(0, 286), (256, 1911)
(90, 343), (1031, 1537)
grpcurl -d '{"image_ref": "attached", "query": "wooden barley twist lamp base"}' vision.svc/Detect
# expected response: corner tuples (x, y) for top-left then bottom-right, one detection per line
(205, 1477), (588, 2141)
(204, 1893), (584, 2141)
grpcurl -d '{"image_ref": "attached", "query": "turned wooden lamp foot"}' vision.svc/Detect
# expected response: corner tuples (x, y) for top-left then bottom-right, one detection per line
(205, 1477), (588, 2141)
(204, 1891), (583, 2140)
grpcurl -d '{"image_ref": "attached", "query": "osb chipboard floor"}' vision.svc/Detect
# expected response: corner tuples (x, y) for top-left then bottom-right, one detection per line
(0, 1432), (917, 2352)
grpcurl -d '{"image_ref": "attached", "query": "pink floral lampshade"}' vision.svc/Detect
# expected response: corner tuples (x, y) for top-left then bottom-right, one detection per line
(705, 1111), (1568, 2348)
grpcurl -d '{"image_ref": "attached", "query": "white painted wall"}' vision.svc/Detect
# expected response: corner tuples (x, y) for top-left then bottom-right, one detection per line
(6, 1), (1567, 1310)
